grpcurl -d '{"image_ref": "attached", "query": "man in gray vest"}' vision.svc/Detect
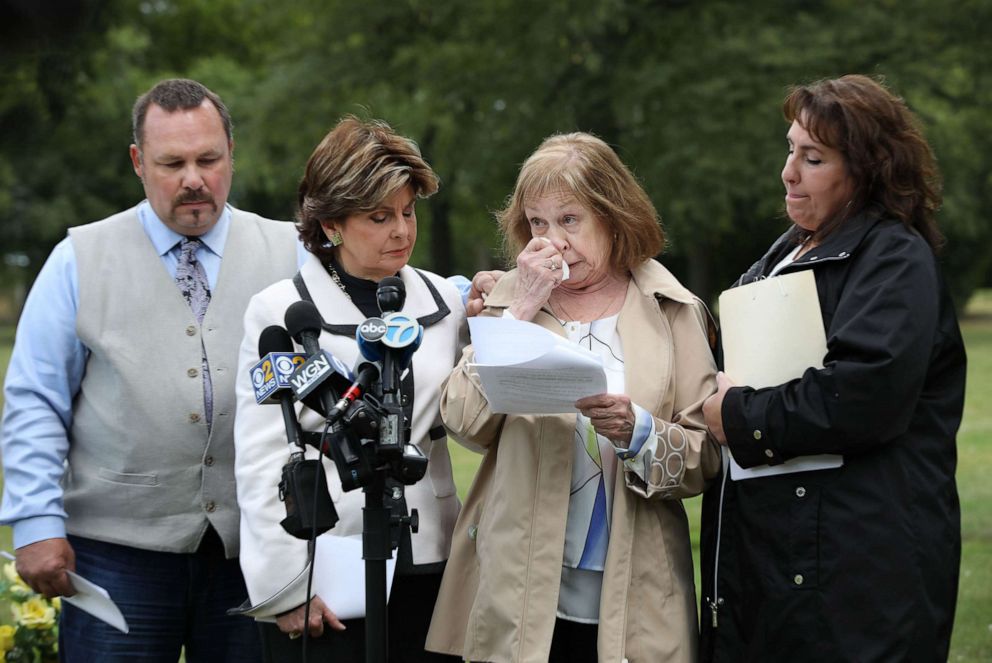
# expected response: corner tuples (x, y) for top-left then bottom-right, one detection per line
(0, 78), (302, 661)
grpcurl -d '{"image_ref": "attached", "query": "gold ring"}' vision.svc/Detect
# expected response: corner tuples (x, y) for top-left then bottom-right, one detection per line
(289, 631), (302, 640)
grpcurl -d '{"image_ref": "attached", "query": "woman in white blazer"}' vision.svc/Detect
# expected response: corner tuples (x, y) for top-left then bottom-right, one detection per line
(233, 117), (467, 663)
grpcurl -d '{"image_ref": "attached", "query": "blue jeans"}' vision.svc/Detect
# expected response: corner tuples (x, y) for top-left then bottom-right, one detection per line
(60, 531), (260, 663)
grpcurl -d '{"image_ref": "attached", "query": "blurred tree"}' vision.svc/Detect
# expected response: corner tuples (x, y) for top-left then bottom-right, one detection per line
(0, 0), (988, 311)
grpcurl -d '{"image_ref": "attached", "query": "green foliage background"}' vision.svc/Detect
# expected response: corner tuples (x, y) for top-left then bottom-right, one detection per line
(0, 0), (990, 658)
(1, 0), (991, 308)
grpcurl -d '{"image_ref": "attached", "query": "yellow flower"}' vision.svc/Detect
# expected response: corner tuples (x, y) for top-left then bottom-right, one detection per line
(0, 624), (14, 653)
(12, 596), (57, 630)
(51, 596), (62, 612)
(2, 562), (31, 594)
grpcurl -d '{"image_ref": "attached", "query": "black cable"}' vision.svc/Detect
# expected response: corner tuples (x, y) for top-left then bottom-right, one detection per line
(300, 418), (334, 662)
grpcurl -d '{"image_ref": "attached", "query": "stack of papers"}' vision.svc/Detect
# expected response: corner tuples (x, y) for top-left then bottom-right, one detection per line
(234, 534), (397, 621)
(467, 317), (606, 414)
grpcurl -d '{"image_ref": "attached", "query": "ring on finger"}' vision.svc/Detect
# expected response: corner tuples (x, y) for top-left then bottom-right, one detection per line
(289, 631), (302, 640)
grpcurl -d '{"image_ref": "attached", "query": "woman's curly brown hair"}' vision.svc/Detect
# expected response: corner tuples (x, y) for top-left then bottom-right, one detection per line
(783, 74), (944, 251)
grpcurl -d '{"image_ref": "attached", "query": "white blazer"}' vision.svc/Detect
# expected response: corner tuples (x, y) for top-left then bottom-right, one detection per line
(234, 254), (468, 617)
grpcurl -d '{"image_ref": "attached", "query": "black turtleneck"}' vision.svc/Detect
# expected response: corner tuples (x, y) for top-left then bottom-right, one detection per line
(326, 253), (390, 319)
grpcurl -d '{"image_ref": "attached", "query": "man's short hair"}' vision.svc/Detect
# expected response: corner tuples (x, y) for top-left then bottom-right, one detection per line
(132, 78), (233, 149)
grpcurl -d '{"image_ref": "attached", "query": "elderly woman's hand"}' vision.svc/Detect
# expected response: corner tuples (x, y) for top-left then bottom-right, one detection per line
(466, 269), (506, 317)
(702, 372), (734, 445)
(576, 393), (636, 445)
(276, 595), (346, 639)
(508, 238), (565, 321)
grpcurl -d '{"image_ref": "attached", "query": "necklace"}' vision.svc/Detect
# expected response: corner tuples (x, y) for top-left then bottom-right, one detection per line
(549, 283), (626, 323)
(325, 261), (352, 302)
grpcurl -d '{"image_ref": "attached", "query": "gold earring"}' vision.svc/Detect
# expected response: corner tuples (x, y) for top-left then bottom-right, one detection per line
(329, 230), (343, 247)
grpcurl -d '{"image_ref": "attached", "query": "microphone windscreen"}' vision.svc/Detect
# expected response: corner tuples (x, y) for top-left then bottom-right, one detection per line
(376, 276), (405, 313)
(258, 325), (294, 358)
(284, 301), (324, 343)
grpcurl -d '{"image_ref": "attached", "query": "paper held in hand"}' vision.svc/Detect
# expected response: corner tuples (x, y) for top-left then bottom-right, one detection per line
(232, 534), (397, 621)
(0, 550), (129, 633)
(719, 269), (843, 479)
(467, 317), (607, 414)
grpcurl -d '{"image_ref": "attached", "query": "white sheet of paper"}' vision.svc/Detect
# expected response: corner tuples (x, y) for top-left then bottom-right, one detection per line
(467, 317), (606, 414)
(312, 534), (397, 620)
(0, 550), (129, 633)
(64, 571), (130, 633)
(719, 270), (843, 480)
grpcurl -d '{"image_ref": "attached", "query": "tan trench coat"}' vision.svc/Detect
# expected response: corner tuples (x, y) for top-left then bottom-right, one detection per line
(426, 260), (721, 663)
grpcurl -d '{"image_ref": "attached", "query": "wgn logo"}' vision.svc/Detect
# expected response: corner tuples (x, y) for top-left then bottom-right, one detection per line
(382, 312), (422, 348)
(289, 351), (352, 400)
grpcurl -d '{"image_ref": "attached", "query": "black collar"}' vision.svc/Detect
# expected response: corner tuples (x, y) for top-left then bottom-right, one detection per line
(739, 210), (885, 284)
(291, 269), (451, 337)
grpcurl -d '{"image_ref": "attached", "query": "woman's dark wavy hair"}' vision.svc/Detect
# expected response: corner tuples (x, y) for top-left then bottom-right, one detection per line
(783, 74), (944, 251)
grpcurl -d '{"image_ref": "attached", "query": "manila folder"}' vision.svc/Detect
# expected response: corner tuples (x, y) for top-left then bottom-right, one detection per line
(719, 269), (842, 480)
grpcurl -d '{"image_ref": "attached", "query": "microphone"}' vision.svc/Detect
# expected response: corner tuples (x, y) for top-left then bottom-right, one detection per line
(284, 301), (353, 415)
(284, 300), (323, 355)
(381, 311), (424, 371)
(376, 275), (405, 314)
(255, 325), (338, 539)
(326, 362), (380, 425)
(253, 326), (306, 450)
(355, 289), (423, 371)
(368, 278), (423, 453)
(356, 317), (386, 363)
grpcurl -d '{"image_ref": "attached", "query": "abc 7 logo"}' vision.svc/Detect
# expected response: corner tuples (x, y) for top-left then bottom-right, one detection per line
(383, 314), (420, 348)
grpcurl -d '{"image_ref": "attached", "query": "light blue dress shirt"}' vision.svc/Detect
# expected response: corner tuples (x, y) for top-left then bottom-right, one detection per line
(0, 202), (309, 549)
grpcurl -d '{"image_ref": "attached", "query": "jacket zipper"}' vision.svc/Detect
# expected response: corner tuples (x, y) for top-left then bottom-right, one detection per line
(704, 250), (850, 630)
(706, 448), (730, 628)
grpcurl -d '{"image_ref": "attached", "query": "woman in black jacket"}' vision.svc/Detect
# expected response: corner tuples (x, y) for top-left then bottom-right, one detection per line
(700, 75), (966, 662)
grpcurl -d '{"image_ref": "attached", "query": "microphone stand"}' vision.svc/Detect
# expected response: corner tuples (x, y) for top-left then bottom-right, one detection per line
(363, 471), (390, 663)
(313, 277), (421, 663)
(362, 344), (409, 663)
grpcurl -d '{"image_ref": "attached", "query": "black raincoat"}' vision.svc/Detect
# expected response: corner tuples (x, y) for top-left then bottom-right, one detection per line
(700, 211), (966, 662)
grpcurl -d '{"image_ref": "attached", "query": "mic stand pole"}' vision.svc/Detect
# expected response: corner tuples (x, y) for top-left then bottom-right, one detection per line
(362, 470), (390, 663)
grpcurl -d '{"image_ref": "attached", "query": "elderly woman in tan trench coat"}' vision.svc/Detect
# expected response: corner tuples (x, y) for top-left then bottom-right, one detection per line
(426, 133), (721, 663)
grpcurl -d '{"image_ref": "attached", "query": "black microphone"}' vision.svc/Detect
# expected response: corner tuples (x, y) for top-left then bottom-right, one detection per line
(256, 325), (338, 540)
(285, 300), (325, 355)
(376, 275), (405, 314)
(326, 362), (380, 425)
(373, 278), (419, 453)
(256, 325), (305, 450)
(284, 301), (351, 416)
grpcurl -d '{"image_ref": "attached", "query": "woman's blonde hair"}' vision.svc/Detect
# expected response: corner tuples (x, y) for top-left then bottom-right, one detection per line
(497, 132), (664, 272)
(296, 116), (439, 261)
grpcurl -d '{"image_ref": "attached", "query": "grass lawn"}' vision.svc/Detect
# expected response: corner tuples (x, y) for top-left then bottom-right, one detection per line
(1, 292), (991, 659)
